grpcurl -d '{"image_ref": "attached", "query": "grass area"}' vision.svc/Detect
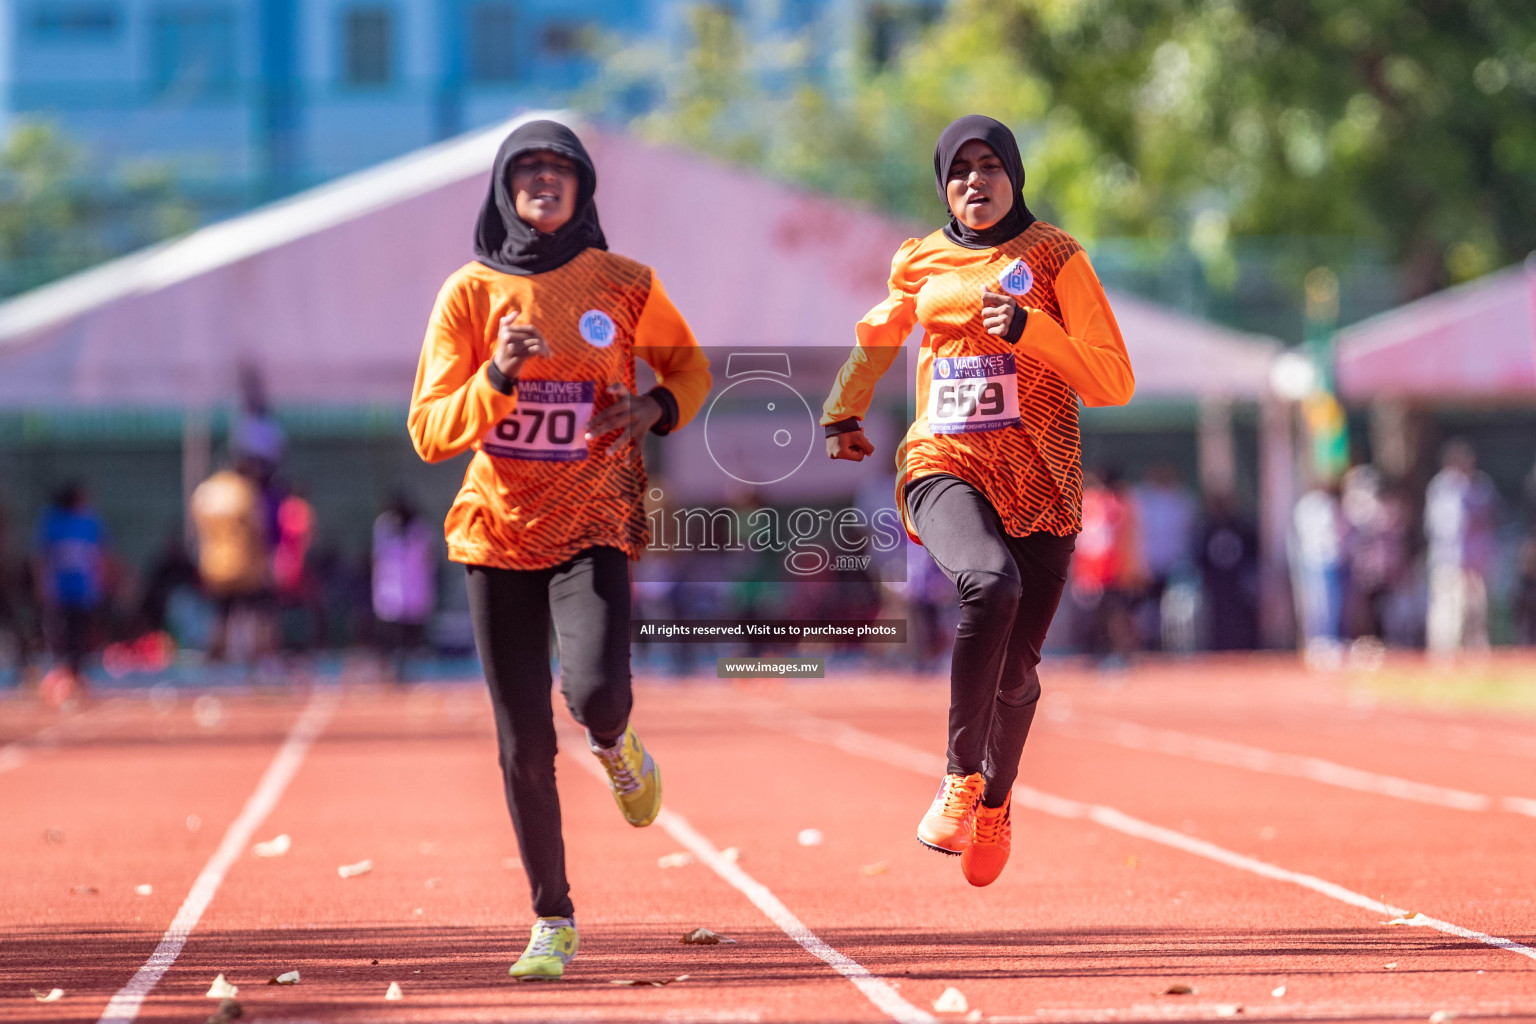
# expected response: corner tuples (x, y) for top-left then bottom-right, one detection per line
(1352, 655), (1536, 716)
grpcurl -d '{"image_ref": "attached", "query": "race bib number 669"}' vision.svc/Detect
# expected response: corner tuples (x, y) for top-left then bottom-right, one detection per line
(482, 380), (595, 461)
(928, 354), (1022, 435)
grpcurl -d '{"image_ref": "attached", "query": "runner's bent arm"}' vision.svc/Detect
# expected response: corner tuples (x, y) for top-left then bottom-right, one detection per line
(822, 238), (924, 432)
(631, 275), (712, 434)
(408, 278), (518, 463)
(1014, 251), (1135, 407)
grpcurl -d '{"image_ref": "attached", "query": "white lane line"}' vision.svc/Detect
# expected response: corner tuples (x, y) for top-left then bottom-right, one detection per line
(754, 706), (1536, 966)
(97, 688), (339, 1024)
(562, 728), (936, 1024)
(1292, 709), (1536, 763)
(1049, 715), (1536, 819)
(0, 697), (128, 774)
(1502, 796), (1536, 817)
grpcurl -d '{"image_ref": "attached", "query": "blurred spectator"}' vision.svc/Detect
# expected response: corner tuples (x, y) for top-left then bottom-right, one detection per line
(906, 542), (957, 672)
(1515, 536), (1536, 646)
(134, 529), (200, 637)
(1339, 465), (1411, 643)
(372, 493), (436, 681)
(273, 493), (312, 598)
(1517, 457), (1536, 647)
(1524, 456), (1536, 519)
(233, 363), (286, 471)
(1132, 463), (1197, 650)
(1424, 440), (1499, 656)
(1290, 478), (1345, 658)
(273, 489), (325, 652)
(0, 502), (40, 685)
(190, 458), (274, 663)
(307, 544), (371, 647)
(32, 483), (113, 703)
(1069, 468), (1144, 662)
(1200, 493), (1259, 650)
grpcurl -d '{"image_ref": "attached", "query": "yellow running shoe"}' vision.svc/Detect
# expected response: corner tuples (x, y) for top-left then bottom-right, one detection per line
(590, 725), (661, 827)
(916, 772), (984, 854)
(508, 916), (579, 980)
(961, 792), (1012, 886)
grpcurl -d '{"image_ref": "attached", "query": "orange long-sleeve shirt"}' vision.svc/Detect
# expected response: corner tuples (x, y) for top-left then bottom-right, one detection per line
(823, 222), (1133, 539)
(409, 250), (711, 569)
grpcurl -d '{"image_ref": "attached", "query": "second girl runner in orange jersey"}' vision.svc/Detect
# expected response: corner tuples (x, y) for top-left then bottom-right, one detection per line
(823, 114), (1134, 886)
(409, 119), (711, 977)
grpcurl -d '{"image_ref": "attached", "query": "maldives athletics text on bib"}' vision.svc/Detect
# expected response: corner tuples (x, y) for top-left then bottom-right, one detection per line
(928, 354), (1022, 435)
(482, 380), (596, 461)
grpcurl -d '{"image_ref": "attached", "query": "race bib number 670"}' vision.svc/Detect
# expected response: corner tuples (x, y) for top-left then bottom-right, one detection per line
(482, 381), (595, 461)
(928, 354), (1022, 435)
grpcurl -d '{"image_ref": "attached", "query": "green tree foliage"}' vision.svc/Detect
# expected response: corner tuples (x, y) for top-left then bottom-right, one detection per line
(589, 1), (1536, 298)
(0, 120), (198, 298)
(0, 122), (96, 291)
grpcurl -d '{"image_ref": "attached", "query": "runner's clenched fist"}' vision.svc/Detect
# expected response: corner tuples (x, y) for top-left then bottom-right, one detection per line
(493, 309), (550, 378)
(981, 287), (1018, 339)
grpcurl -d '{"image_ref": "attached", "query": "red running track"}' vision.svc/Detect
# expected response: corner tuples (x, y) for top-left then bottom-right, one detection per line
(2, 657), (1534, 1023)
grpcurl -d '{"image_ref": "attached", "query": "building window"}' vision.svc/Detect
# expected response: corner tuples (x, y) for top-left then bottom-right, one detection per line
(29, 2), (121, 41)
(343, 6), (393, 85)
(539, 21), (591, 58)
(468, 2), (517, 83)
(151, 5), (237, 97)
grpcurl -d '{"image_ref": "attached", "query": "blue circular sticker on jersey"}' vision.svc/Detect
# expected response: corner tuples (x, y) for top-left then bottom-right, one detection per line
(579, 310), (616, 347)
(937, 359), (952, 379)
(999, 259), (1035, 297)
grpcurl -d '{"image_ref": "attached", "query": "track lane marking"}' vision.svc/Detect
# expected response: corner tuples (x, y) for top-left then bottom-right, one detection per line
(1045, 715), (1536, 817)
(96, 687), (339, 1024)
(561, 725), (936, 1024)
(1502, 796), (1536, 817)
(0, 697), (128, 774)
(1331, 714), (1536, 763)
(753, 705), (1536, 966)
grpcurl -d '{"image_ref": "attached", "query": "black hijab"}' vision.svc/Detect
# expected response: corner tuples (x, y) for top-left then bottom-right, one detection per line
(474, 120), (608, 276)
(933, 115), (1035, 249)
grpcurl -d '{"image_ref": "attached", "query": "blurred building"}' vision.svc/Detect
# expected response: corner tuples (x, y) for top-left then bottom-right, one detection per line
(0, 0), (944, 210)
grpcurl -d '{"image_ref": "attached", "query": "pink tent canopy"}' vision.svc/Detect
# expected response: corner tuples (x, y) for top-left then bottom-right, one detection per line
(1335, 260), (1536, 402)
(0, 115), (1278, 408)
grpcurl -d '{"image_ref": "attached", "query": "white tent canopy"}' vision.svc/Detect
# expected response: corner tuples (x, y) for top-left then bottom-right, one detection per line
(1335, 260), (1536, 402)
(0, 114), (1279, 408)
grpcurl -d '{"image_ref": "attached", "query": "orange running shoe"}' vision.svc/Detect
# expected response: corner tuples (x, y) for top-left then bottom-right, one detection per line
(916, 772), (984, 854)
(961, 792), (1012, 886)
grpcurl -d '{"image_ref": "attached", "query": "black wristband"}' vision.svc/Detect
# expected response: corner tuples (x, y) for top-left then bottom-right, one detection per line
(824, 417), (861, 438)
(647, 386), (680, 436)
(486, 360), (516, 395)
(1004, 305), (1028, 344)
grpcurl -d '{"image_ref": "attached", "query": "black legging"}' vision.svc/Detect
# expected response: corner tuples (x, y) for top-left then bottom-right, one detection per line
(466, 546), (632, 920)
(904, 474), (1075, 807)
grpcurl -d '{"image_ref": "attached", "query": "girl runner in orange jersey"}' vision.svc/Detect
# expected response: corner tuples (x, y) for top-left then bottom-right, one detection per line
(409, 120), (711, 977)
(823, 115), (1134, 886)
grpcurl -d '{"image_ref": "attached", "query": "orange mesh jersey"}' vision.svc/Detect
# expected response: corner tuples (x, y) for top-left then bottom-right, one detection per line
(823, 222), (1134, 540)
(409, 249), (711, 570)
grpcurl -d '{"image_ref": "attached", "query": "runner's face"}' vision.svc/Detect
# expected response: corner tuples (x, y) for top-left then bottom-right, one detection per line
(945, 140), (1014, 231)
(510, 150), (579, 233)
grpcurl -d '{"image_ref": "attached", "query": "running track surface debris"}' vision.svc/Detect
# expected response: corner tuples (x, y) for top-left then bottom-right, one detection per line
(3, 656), (1534, 1023)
